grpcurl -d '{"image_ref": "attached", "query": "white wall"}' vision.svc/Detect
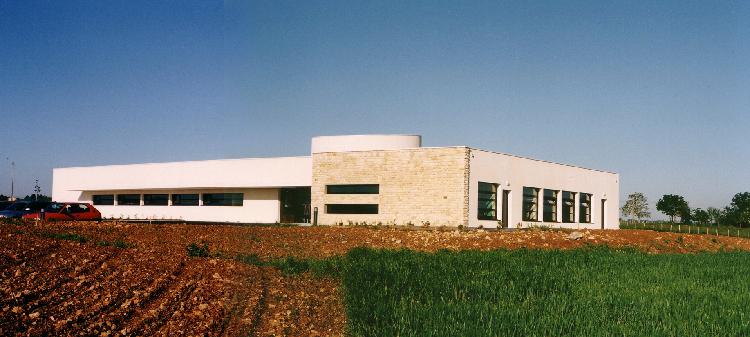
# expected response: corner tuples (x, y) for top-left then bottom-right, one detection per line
(73, 188), (280, 223)
(52, 156), (311, 196)
(468, 149), (620, 229)
(52, 156), (311, 223)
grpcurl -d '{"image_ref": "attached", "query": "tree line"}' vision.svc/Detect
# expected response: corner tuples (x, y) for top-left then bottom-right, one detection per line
(622, 192), (750, 227)
(0, 194), (52, 202)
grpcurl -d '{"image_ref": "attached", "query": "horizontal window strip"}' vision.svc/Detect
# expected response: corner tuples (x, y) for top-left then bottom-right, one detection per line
(326, 204), (379, 214)
(326, 184), (379, 194)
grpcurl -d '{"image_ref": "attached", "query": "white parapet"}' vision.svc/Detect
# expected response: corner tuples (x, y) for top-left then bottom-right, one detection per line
(311, 134), (421, 154)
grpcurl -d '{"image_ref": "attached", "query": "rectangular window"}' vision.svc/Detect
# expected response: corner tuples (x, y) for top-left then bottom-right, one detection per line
(579, 193), (592, 223)
(117, 194), (140, 206)
(562, 191), (576, 223)
(326, 204), (378, 214)
(202, 193), (243, 206)
(522, 187), (539, 221)
(326, 184), (379, 194)
(477, 182), (498, 220)
(543, 189), (558, 222)
(143, 194), (168, 206)
(172, 194), (199, 206)
(92, 195), (114, 205)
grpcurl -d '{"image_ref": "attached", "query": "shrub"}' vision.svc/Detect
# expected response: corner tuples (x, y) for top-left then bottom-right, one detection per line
(186, 242), (210, 257)
(44, 232), (87, 243)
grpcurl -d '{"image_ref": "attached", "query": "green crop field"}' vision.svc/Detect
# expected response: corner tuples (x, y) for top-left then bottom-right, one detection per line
(333, 247), (750, 337)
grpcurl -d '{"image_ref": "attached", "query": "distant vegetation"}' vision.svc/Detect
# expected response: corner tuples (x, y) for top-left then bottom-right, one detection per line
(622, 192), (750, 227)
(0, 194), (51, 202)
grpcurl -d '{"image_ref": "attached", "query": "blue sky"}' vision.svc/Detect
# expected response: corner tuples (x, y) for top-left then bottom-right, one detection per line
(0, 0), (748, 216)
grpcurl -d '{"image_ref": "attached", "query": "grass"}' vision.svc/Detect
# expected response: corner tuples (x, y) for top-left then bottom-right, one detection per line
(42, 232), (88, 243)
(231, 246), (750, 336)
(337, 247), (750, 337)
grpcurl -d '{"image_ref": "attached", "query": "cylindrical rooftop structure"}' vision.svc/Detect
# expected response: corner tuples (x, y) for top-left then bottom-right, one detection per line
(311, 134), (422, 154)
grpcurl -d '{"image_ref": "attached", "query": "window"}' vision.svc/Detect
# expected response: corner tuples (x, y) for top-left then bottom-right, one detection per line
(202, 193), (243, 206)
(562, 191), (576, 223)
(522, 187), (539, 221)
(326, 184), (379, 194)
(543, 189), (558, 222)
(68, 203), (89, 213)
(93, 195), (114, 205)
(117, 194), (140, 206)
(477, 182), (498, 220)
(143, 194), (169, 206)
(326, 204), (378, 214)
(579, 193), (592, 223)
(172, 194), (199, 206)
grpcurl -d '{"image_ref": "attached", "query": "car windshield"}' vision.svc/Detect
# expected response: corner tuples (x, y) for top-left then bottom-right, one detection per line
(5, 203), (29, 211)
(45, 203), (64, 212)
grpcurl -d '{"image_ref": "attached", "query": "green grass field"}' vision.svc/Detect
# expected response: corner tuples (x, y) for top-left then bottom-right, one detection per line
(337, 247), (750, 337)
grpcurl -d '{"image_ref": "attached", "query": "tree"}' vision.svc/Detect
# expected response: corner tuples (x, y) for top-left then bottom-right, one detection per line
(679, 204), (692, 224)
(22, 194), (51, 202)
(692, 208), (710, 225)
(706, 207), (723, 226)
(656, 194), (689, 223)
(730, 192), (750, 227)
(621, 192), (650, 223)
(0, 194), (7, 201)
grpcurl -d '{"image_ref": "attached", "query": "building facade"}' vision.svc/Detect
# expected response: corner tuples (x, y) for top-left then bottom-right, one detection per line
(52, 134), (619, 229)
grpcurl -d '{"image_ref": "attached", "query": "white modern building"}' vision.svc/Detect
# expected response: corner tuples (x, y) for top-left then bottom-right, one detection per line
(52, 134), (619, 229)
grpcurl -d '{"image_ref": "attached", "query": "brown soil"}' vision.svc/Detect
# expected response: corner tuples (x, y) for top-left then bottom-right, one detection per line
(2, 221), (749, 336)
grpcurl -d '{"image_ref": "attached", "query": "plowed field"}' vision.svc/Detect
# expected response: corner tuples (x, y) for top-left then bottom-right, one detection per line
(2, 221), (749, 336)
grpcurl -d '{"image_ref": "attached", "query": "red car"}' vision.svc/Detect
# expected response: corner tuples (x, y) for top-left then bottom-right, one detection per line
(23, 202), (102, 221)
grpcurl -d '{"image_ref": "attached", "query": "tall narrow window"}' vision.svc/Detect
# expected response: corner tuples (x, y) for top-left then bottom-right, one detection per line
(562, 191), (576, 223)
(117, 194), (140, 206)
(477, 182), (498, 220)
(579, 193), (592, 223)
(522, 187), (539, 221)
(543, 189), (558, 222)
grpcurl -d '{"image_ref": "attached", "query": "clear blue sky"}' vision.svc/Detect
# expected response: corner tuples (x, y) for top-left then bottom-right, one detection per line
(0, 0), (748, 217)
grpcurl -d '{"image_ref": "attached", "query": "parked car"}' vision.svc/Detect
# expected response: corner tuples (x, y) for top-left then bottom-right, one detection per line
(0, 201), (13, 211)
(23, 202), (101, 221)
(0, 201), (52, 219)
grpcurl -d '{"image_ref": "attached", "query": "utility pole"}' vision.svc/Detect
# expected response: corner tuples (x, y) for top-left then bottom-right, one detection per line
(34, 179), (41, 201)
(10, 160), (14, 201)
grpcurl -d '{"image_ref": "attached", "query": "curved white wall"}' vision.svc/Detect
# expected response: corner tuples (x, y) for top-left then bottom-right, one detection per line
(311, 135), (421, 153)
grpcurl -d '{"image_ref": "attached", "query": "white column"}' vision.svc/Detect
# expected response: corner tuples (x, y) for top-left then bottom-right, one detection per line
(536, 189), (543, 222)
(574, 192), (580, 223)
(556, 191), (563, 223)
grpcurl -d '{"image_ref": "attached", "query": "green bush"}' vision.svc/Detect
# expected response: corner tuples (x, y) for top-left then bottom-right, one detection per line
(43, 232), (87, 243)
(186, 242), (210, 257)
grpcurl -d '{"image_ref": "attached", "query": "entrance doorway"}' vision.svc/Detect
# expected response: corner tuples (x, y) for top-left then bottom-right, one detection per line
(501, 190), (510, 228)
(600, 199), (606, 229)
(280, 187), (311, 223)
